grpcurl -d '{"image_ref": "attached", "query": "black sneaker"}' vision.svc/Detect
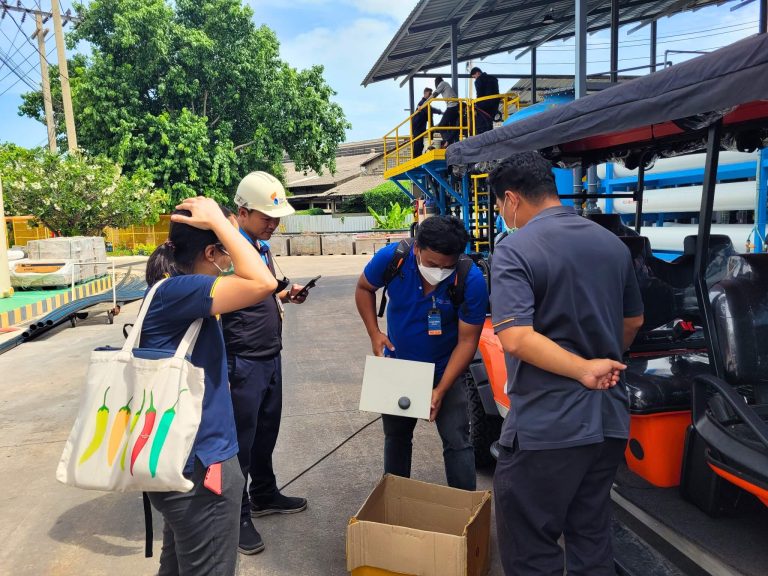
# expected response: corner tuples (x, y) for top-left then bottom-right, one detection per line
(251, 493), (308, 517)
(238, 518), (265, 555)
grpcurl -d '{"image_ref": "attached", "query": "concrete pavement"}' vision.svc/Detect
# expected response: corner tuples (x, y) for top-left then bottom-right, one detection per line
(0, 255), (502, 575)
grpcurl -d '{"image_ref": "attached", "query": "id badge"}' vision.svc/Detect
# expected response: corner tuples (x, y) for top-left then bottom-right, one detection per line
(428, 308), (442, 336)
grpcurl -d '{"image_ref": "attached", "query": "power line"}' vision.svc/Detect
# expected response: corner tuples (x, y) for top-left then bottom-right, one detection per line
(537, 21), (757, 51)
(0, 44), (55, 97)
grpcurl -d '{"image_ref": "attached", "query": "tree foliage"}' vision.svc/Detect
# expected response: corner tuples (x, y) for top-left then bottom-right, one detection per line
(19, 0), (349, 207)
(363, 181), (411, 214)
(0, 144), (165, 236)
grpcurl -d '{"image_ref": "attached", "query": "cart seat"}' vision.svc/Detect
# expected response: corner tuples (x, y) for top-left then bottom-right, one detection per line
(691, 254), (768, 504)
(625, 353), (709, 414)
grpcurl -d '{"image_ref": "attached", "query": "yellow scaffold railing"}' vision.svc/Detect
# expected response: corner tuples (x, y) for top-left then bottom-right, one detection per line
(382, 93), (521, 179)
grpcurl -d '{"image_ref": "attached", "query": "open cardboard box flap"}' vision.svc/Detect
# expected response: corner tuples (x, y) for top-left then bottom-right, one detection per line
(347, 475), (492, 576)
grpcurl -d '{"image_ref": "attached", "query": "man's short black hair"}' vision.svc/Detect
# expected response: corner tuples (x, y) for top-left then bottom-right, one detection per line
(488, 151), (558, 203)
(470, 67), (482, 75)
(435, 76), (444, 86)
(415, 215), (469, 255)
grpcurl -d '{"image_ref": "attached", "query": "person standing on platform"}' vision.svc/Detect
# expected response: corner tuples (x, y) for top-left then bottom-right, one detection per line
(223, 171), (310, 556)
(488, 152), (644, 576)
(432, 76), (460, 146)
(412, 87), (443, 157)
(470, 67), (500, 135)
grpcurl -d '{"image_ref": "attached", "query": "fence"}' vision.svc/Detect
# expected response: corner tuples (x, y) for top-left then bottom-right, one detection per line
(6, 213), (410, 250)
(103, 215), (172, 249)
(278, 214), (413, 234)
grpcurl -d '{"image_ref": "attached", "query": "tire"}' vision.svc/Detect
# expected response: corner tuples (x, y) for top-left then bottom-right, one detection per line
(465, 362), (502, 468)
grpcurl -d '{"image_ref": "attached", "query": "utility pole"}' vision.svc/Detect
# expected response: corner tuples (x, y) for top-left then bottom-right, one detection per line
(0, 177), (13, 299)
(50, 0), (77, 152)
(33, 13), (57, 153)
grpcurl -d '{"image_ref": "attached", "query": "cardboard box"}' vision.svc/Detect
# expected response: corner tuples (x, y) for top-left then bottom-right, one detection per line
(347, 475), (491, 576)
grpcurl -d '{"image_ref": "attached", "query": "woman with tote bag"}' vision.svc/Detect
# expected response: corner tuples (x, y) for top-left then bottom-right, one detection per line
(140, 196), (277, 575)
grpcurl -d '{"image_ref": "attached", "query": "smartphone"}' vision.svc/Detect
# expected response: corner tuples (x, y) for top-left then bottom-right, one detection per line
(296, 275), (321, 299)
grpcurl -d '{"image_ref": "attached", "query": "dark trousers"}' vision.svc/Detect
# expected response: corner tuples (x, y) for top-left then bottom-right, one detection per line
(438, 106), (460, 145)
(228, 354), (283, 519)
(382, 377), (476, 490)
(412, 121), (427, 156)
(494, 438), (627, 576)
(148, 456), (243, 576)
(474, 104), (495, 135)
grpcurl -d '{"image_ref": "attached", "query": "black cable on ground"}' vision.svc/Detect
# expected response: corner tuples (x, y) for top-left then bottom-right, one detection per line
(278, 416), (382, 492)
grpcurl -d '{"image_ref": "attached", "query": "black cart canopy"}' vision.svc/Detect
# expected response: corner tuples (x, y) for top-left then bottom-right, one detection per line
(446, 34), (768, 167)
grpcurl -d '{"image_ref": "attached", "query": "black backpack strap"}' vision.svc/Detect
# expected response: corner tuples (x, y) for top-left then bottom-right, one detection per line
(143, 491), (154, 557)
(377, 239), (414, 318)
(447, 254), (474, 313)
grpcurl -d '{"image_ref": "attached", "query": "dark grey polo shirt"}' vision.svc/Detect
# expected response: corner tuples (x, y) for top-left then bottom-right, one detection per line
(491, 205), (643, 450)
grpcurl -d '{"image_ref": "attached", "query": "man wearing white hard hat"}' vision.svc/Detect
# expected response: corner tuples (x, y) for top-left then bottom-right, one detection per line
(222, 171), (309, 555)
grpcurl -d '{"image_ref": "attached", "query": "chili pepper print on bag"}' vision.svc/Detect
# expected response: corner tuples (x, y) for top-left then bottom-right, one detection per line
(56, 279), (206, 493)
(120, 390), (146, 471)
(149, 389), (187, 478)
(78, 387), (111, 465)
(107, 396), (133, 466)
(130, 392), (157, 475)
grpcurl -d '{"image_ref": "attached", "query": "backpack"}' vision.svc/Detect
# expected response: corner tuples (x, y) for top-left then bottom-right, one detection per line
(377, 238), (474, 318)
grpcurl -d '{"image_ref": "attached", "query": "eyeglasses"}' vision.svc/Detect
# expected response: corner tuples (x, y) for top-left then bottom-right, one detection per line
(214, 243), (230, 257)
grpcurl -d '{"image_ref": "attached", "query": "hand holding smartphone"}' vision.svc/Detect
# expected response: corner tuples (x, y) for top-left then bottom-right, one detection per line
(295, 275), (321, 300)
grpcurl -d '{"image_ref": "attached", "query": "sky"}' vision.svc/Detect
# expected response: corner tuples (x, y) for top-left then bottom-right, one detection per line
(0, 0), (762, 150)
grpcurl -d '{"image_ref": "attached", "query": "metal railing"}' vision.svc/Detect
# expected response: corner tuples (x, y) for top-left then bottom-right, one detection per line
(383, 93), (520, 175)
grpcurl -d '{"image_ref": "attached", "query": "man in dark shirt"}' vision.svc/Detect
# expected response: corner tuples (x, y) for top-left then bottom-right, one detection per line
(411, 87), (443, 157)
(488, 152), (644, 576)
(470, 67), (500, 135)
(224, 171), (310, 555)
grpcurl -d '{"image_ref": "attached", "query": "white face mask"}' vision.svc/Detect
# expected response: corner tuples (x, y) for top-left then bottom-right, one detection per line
(417, 255), (455, 286)
(502, 194), (518, 233)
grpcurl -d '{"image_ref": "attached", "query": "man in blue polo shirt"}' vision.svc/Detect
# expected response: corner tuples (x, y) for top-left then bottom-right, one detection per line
(488, 152), (644, 576)
(355, 215), (489, 490)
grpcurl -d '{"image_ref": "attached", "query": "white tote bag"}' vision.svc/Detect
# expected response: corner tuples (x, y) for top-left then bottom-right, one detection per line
(56, 278), (205, 492)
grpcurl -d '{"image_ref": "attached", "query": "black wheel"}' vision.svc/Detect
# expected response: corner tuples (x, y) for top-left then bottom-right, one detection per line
(76, 312), (89, 320)
(465, 361), (503, 468)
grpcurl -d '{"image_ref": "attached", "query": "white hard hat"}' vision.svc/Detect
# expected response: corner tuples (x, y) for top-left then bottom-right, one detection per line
(234, 171), (295, 218)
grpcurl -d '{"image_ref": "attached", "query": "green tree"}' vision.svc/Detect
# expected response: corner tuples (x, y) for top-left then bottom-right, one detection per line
(0, 144), (165, 236)
(363, 181), (411, 214)
(19, 0), (349, 207)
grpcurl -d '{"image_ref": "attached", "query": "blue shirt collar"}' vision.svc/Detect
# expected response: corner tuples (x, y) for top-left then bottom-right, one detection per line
(239, 227), (270, 252)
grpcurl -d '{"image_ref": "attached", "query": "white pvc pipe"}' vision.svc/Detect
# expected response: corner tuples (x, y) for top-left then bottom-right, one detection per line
(597, 151), (759, 179)
(639, 224), (754, 252)
(598, 181), (757, 214)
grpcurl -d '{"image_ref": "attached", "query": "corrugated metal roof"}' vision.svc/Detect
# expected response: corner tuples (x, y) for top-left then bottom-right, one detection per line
(362, 0), (733, 86)
(284, 152), (377, 188)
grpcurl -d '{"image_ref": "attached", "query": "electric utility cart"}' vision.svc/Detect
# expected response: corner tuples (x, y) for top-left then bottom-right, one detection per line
(447, 34), (768, 576)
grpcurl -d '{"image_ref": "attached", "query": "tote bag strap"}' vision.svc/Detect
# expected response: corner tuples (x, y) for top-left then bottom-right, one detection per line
(174, 318), (203, 359)
(122, 278), (167, 353)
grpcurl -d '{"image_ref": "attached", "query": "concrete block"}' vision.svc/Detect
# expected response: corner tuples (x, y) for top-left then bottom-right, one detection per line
(355, 236), (387, 255)
(290, 234), (321, 256)
(321, 234), (355, 255)
(270, 235), (290, 257)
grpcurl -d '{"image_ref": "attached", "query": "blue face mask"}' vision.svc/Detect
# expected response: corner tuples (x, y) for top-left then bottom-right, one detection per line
(213, 261), (235, 276)
(502, 195), (518, 233)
